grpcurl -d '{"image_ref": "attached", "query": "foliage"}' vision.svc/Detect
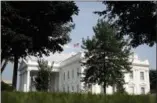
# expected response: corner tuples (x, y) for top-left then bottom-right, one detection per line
(1, 81), (14, 92)
(116, 81), (126, 93)
(95, 1), (156, 47)
(1, 1), (79, 88)
(35, 59), (54, 92)
(2, 92), (156, 103)
(81, 19), (132, 94)
(149, 69), (157, 93)
(1, 1), (79, 57)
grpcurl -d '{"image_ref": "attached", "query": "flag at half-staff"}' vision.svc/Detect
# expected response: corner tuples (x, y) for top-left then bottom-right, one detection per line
(73, 43), (79, 48)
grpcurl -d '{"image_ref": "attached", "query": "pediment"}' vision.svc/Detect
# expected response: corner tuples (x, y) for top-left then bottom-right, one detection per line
(139, 83), (146, 86)
(18, 60), (27, 71)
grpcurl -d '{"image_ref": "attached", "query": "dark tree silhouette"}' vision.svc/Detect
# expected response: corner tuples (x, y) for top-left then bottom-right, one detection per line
(1, 1), (79, 89)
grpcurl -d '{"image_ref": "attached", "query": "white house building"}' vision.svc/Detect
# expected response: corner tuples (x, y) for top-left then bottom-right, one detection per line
(18, 52), (150, 94)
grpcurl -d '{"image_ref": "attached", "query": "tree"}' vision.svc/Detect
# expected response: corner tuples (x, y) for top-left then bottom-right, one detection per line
(35, 59), (53, 92)
(1, 1), (79, 89)
(81, 19), (132, 94)
(95, 1), (156, 48)
(149, 69), (157, 93)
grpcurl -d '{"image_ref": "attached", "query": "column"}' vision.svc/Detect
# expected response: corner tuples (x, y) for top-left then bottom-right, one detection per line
(21, 73), (24, 91)
(19, 74), (22, 91)
(146, 70), (150, 93)
(133, 70), (136, 94)
(27, 70), (30, 92)
(24, 72), (27, 92)
(135, 69), (138, 94)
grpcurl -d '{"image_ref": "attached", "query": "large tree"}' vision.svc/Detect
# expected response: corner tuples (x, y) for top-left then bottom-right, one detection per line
(82, 19), (132, 94)
(1, 1), (79, 89)
(149, 69), (157, 93)
(95, 1), (156, 48)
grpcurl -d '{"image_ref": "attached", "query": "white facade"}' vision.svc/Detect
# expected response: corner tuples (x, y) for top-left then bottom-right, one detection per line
(18, 52), (150, 94)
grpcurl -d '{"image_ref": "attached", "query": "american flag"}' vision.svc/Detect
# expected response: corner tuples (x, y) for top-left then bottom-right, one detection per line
(73, 43), (79, 48)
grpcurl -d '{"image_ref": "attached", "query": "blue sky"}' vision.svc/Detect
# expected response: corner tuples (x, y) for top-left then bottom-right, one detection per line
(2, 2), (156, 84)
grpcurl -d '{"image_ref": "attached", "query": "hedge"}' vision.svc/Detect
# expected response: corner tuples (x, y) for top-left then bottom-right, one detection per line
(2, 92), (156, 103)
(1, 81), (14, 91)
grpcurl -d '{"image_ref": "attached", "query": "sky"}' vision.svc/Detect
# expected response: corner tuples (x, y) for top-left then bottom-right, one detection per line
(2, 2), (156, 88)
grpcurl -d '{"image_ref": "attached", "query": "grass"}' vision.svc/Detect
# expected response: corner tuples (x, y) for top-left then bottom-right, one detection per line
(2, 92), (156, 103)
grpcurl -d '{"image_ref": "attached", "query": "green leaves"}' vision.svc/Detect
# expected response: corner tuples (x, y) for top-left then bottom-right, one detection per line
(35, 59), (53, 92)
(82, 19), (132, 94)
(95, 1), (156, 47)
(1, 1), (79, 59)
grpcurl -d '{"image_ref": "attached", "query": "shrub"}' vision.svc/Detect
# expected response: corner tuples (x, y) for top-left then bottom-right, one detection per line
(1, 81), (14, 91)
(1, 92), (156, 103)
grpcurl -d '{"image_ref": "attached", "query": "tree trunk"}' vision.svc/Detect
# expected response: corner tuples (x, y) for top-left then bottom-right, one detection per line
(156, 63), (157, 102)
(103, 83), (106, 94)
(103, 52), (106, 94)
(1, 59), (8, 73)
(1, 54), (4, 63)
(12, 55), (18, 90)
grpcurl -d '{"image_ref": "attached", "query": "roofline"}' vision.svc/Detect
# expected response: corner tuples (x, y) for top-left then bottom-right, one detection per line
(59, 52), (82, 64)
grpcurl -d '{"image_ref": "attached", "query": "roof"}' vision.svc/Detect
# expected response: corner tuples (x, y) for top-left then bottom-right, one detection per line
(19, 51), (149, 71)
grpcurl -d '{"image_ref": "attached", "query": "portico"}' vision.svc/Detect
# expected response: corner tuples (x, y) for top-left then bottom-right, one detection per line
(18, 59), (60, 92)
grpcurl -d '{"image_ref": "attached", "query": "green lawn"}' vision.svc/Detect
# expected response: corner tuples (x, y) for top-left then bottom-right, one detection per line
(2, 92), (156, 103)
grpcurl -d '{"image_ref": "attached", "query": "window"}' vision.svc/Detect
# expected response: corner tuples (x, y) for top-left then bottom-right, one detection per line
(129, 71), (133, 79)
(64, 72), (65, 80)
(68, 71), (70, 79)
(140, 72), (144, 80)
(141, 87), (145, 94)
(77, 68), (79, 77)
(72, 69), (74, 78)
